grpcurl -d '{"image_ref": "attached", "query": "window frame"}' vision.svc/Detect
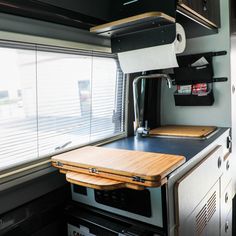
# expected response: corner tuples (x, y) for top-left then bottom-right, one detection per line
(0, 40), (129, 185)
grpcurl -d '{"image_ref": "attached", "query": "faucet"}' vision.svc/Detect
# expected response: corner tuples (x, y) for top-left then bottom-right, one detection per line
(133, 73), (172, 137)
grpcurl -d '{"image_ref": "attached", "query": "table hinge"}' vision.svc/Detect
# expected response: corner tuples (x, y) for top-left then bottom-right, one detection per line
(89, 168), (99, 174)
(56, 161), (63, 167)
(132, 176), (145, 183)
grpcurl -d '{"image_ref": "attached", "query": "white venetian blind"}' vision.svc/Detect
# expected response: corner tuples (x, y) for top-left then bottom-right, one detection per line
(0, 44), (126, 171)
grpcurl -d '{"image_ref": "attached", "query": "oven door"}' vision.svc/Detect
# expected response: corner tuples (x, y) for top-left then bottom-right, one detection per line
(71, 184), (166, 228)
(65, 202), (166, 236)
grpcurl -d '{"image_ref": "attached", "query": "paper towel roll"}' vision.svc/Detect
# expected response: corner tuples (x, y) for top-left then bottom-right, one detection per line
(118, 23), (186, 74)
(174, 23), (186, 54)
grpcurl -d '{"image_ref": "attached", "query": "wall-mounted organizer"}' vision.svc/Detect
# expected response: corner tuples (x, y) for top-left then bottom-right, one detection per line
(172, 51), (227, 106)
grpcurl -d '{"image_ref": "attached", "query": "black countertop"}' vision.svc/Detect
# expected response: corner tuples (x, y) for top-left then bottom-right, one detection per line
(103, 128), (228, 162)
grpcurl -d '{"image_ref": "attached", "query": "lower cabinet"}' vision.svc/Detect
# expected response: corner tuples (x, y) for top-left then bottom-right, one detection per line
(220, 153), (233, 236)
(175, 146), (233, 236)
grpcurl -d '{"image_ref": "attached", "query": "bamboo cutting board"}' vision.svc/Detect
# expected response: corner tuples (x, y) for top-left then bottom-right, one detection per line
(149, 125), (217, 138)
(52, 146), (185, 189)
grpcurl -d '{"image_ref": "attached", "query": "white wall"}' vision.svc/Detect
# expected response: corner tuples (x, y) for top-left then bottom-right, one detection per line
(161, 0), (231, 127)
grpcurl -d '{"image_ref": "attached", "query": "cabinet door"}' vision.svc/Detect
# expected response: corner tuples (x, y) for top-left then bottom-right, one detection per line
(179, 181), (220, 236)
(111, 0), (176, 20)
(175, 146), (223, 227)
(179, 0), (220, 27)
(180, 0), (203, 16)
(200, 0), (220, 27)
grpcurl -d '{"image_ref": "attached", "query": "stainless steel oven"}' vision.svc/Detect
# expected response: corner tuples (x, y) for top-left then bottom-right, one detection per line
(66, 188), (167, 236)
(66, 206), (165, 236)
(71, 185), (166, 229)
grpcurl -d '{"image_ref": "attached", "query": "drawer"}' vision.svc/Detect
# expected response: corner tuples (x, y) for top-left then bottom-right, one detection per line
(221, 181), (233, 229)
(221, 209), (232, 236)
(221, 153), (232, 195)
(175, 146), (223, 226)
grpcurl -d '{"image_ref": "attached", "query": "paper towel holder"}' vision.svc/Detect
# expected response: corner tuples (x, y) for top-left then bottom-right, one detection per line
(133, 73), (172, 137)
(90, 11), (176, 54)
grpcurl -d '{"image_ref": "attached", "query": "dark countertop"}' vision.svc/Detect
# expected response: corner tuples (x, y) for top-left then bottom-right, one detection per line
(103, 128), (229, 162)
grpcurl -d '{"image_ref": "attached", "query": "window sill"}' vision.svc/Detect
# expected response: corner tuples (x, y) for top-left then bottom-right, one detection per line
(0, 134), (127, 191)
(0, 162), (57, 191)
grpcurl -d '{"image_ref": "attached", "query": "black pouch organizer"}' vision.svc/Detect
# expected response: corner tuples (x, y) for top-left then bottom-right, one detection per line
(174, 86), (214, 106)
(173, 51), (227, 106)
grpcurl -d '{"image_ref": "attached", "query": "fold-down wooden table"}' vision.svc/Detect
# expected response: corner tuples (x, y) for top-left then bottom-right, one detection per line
(51, 146), (185, 190)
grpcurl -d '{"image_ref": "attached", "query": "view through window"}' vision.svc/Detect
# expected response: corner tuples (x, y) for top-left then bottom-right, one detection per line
(0, 45), (126, 171)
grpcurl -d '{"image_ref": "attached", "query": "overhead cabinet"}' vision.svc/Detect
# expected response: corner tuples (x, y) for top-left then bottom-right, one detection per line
(90, 0), (221, 53)
(0, 0), (222, 39)
(109, 0), (221, 28)
(110, 0), (176, 20)
(91, 0), (221, 35)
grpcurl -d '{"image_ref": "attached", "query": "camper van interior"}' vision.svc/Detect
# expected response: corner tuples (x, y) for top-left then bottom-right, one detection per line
(0, 0), (236, 235)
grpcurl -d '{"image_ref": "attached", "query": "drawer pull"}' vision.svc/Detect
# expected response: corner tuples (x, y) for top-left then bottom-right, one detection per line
(218, 157), (222, 169)
(226, 160), (230, 171)
(202, 0), (208, 11)
(225, 221), (229, 233)
(225, 192), (229, 203)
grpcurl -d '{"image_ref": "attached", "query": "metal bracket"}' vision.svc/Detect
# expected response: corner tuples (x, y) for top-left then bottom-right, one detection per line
(172, 77), (228, 85)
(212, 77), (228, 83)
(132, 176), (145, 183)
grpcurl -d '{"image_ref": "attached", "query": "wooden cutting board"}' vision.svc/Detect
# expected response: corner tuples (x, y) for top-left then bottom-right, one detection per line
(149, 125), (217, 138)
(52, 146), (185, 189)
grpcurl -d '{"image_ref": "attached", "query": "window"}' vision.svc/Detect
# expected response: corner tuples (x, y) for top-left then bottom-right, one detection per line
(0, 44), (126, 171)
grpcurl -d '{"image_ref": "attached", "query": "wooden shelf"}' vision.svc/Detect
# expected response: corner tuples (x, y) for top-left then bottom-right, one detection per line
(90, 11), (175, 37)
